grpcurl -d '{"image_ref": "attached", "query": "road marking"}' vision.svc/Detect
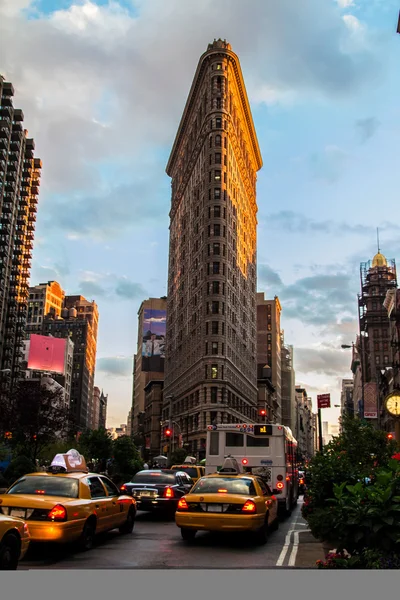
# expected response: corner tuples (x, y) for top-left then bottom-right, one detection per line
(288, 530), (299, 566)
(276, 529), (294, 566)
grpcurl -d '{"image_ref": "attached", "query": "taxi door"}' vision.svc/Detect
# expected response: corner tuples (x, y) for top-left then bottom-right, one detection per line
(256, 477), (278, 525)
(87, 476), (111, 532)
(99, 476), (126, 528)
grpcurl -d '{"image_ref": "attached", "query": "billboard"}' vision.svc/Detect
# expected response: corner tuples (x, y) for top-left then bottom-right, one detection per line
(363, 382), (378, 419)
(27, 334), (67, 375)
(141, 308), (166, 372)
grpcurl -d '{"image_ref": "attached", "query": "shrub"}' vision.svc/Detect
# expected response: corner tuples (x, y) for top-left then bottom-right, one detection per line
(4, 455), (36, 486)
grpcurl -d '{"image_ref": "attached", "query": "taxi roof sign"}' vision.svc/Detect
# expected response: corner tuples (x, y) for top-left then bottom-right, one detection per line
(50, 449), (88, 473)
(219, 455), (242, 474)
(183, 456), (197, 464)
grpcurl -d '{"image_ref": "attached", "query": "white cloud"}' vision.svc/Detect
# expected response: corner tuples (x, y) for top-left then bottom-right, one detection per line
(336, 0), (355, 8)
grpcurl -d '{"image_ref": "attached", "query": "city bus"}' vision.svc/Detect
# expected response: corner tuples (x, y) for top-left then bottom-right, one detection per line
(206, 423), (299, 516)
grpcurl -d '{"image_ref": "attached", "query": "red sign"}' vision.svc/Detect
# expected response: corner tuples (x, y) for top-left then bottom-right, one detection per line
(145, 437), (150, 450)
(317, 394), (331, 409)
(27, 334), (67, 375)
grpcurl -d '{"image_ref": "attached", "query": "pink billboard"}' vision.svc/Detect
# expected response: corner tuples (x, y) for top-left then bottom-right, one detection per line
(27, 334), (66, 375)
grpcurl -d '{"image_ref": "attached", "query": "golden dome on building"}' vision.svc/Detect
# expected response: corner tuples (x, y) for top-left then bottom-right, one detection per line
(372, 252), (387, 268)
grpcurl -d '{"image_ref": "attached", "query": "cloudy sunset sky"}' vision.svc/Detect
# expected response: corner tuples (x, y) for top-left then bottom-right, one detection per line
(1, 0), (400, 427)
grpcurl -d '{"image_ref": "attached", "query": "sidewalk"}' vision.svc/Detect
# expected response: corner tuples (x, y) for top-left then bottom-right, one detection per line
(294, 529), (326, 569)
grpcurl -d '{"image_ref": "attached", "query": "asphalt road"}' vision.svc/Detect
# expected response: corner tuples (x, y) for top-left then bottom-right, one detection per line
(19, 500), (309, 570)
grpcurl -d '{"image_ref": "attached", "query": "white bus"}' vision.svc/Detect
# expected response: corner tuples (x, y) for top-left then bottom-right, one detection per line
(206, 423), (299, 516)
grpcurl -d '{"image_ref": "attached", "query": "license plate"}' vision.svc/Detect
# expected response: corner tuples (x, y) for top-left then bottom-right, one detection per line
(11, 509), (26, 518)
(207, 505), (222, 513)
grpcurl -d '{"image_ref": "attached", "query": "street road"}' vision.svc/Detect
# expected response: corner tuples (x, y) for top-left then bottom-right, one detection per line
(19, 500), (310, 569)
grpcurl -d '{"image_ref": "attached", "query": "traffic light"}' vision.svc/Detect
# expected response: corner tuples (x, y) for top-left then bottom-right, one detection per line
(165, 428), (171, 437)
(387, 433), (394, 440)
(259, 409), (266, 416)
(4, 431), (12, 440)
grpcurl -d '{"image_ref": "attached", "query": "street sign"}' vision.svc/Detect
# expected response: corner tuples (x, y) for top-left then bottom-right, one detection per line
(317, 393), (331, 409)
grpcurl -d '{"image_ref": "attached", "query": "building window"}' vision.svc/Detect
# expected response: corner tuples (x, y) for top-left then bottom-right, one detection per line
(375, 355), (380, 365)
(214, 205), (221, 217)
(384, 355), (389, 364)
(216, 63), (222, 70)
(214, 224), (221, 236)
(211, 364), (218, 379)
(212, 321), (219, 334)
(211, 387), (218, 402)
(212, 262), (220, 274)
(215, 134), (221, 147)
(212, 342), (218, 355)
(216, 117), (222, 128)
(214, 188), (221, 199)
(216, 98), (221, 109)
(211, 301), (219, 314)
(212, 281), (220, 294)
(214, 170), (221, 182)
(213, 243), (220, 255)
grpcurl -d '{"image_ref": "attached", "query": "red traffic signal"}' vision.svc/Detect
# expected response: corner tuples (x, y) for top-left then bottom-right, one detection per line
(387, 433), (394, 440)
(165, 429), (171, 437)
(259, 409), (266, 416)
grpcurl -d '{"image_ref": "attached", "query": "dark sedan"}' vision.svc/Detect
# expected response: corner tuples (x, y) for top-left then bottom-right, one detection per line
(120, 470), (194, 514)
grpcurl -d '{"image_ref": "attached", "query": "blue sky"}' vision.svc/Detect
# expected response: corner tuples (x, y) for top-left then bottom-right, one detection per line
(1, 0), (400, 427)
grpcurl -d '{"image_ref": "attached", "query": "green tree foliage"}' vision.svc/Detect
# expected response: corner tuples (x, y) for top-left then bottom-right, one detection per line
(4, 456), (36, 487)
(109, 435), (143, 484)
(78, 428), (113, 462)
(0, 380), (75, 463)
(170, 448), (188, 466)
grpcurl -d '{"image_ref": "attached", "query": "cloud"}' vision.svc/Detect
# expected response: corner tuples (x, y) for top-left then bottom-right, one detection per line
(96, 356), (132, 378)
(115, 279), (147, 300)
(295, 346), (352, 376)
(76, 272), (148, 301)
(258, 264), (283, 289)
(309, 145), (349, 182)
(261, 211), (399, 237)
(355, 117), (380, 143)
(336, 0), (354, 8)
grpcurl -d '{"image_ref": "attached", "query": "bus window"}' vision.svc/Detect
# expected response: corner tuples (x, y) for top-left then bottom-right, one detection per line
(225, 432), (244, 447)
(209, 431), (219, 455)
(247, 436), (270, 447)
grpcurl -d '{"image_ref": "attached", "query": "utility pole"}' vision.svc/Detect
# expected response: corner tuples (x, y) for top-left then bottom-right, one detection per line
(318, 409), (323, 452)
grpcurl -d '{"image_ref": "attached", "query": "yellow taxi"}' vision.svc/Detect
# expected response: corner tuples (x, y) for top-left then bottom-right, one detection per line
(171, 460), (205, 484)
(175, 457), (279, 544)
(0, 513), (30, 570)
(0, 449), (136, 551)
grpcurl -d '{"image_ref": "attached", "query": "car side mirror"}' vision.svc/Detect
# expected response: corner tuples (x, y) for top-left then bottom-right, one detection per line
(273, 489), (282, 495)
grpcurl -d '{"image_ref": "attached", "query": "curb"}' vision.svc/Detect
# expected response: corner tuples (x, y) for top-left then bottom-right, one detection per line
(295, 530), (325, 568)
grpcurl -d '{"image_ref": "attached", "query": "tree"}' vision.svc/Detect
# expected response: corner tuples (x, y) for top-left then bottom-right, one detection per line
(78, 428), (113, 463)
(1, 380), (75, 463)
(109, 436), (143, 484)
(170, 448), (188, 466)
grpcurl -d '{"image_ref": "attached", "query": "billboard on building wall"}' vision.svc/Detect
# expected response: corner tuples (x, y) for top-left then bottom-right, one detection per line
(27, 334), (67, 375)
(363, 382), (378, 419)
(141, 308), (166, 373)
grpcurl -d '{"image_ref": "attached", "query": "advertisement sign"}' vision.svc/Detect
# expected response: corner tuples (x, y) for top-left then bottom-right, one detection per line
(27, 334), (66, 375)
(141, 308), (166, 372)
(145, 437), (151, 450)
(364, 382), (378, 419)
(317, 394), (331, 409)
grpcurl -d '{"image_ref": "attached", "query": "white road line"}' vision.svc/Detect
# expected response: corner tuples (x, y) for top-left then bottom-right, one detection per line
(288, 531), (299, 566)
(276, 529), (294, 567)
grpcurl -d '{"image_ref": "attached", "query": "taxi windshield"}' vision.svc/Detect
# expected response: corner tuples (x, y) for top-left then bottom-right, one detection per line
(192, 477), (257, 495)
(171, 467), (198, 478)
(7, 476), (79, 498)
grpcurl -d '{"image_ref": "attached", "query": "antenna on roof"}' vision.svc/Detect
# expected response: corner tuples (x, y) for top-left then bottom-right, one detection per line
(377, 227), (380, 253)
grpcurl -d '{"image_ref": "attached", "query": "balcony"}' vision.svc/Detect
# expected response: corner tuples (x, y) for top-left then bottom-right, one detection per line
(13, 109), (24, 122)
(2, 202), (12, 213)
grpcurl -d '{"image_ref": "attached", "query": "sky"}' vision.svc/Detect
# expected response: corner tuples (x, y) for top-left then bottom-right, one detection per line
(1, 0), (400, 428)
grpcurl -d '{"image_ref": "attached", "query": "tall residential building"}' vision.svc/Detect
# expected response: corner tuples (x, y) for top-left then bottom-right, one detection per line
(131, 297), (166, 438)
(99, 390), (108, 429)
(26, 281), (65, 335)
(358, 250), (397, 421)
(281, 340), (295, 431)
(340, 378), (354, 418)
(39, 295), (98, 430)
(257, 294), (282, 422)
(0, 76), (41, 389)
(294, 387), (314, 461)
(92, 386), (101, 430)
(163, 39), (262, 461)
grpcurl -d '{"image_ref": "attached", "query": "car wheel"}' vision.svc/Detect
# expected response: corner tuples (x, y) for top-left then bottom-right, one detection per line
(119, 509), (135, 534)
(0, 533), (20, 570)
(181, 528), (196, 541)
(254, 517), (269, 545)
(78, 519), (96, 551)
